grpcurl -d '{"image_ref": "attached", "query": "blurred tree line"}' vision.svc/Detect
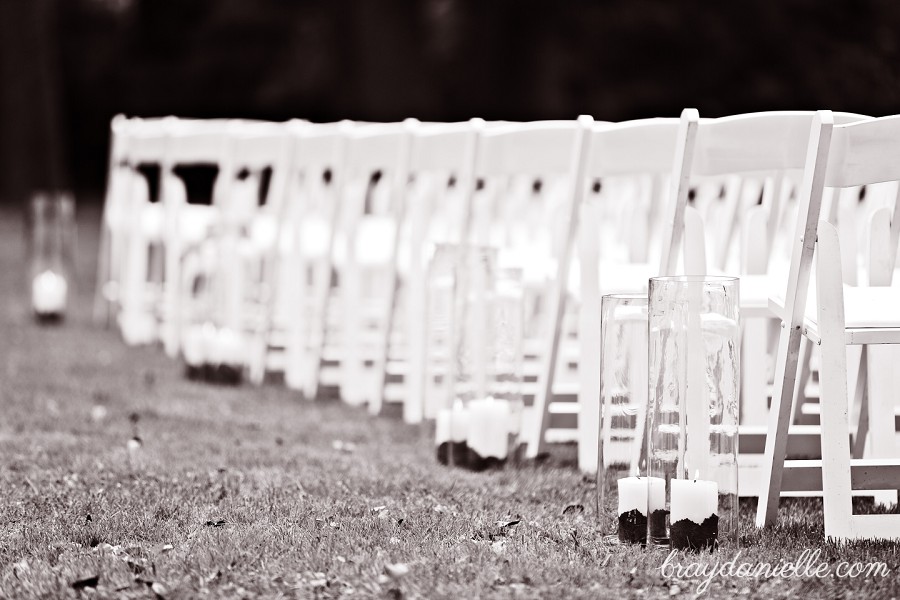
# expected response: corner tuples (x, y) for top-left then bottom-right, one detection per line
(1, 0), (899, 204)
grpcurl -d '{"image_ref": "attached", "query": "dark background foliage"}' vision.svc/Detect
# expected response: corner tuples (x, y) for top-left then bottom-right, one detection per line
(1, 0), (899, 204)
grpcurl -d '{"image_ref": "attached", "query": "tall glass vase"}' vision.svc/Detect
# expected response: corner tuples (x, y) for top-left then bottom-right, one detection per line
(29, 193), (76, 322)
(488, 266), (525, 463)
(647, 276), (740, 550)
(430, 243), (463, 465)
(596, 294), (650, 543)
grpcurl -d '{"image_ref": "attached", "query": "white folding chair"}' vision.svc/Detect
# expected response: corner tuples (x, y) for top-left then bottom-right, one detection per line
(210, 123), (293, 383)
(276, 121), (354, 398)
(329, 122), (414, 411)
(379, 120), (481, 423)
(157, 120), (231, 357)
(114, 118), (172, 346)
(757, 111), (900, 540)
(94, 114), (134, 326)
(557, 117), (683, 471)
(660, 111), (871, 491)
(451, 120), (585, 457)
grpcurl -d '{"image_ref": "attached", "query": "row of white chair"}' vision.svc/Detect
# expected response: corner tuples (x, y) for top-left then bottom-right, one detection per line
(96, 110), (900, 540)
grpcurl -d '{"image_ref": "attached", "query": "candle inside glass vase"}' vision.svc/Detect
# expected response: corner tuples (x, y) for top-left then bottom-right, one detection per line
(647, 276), (739, 549)
(466, 396), (511, 470)
(213, 327), (245, 385)
(182, 323), (207, 380)
(435, 400), (470, 467)
(29, 193), (75, 324)
(615, 475), (665, 544)
(597, 295), (649, 539)
(669, 477), (719, 551)
(32, 270), (68, 319)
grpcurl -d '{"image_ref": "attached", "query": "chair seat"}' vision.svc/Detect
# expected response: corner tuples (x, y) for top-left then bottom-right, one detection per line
(770, 284), (900, 345)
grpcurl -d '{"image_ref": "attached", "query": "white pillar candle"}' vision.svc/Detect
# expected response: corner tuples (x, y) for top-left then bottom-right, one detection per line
(216, 327), (245, 367)
(435, 408), (452, 446)
(183, 324), (206, 367)
(201, 323), (220, 364)
(670, 478), (718, 525)
(32, 270), (67, 315)
(450, 404), (470, 443)
(466, 397), (510, 460)
(617, 476), (649, 517)
(435, 408), (452, 465)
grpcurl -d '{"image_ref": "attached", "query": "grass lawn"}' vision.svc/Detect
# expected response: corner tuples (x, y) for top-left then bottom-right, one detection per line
(0, 207), (898, 599)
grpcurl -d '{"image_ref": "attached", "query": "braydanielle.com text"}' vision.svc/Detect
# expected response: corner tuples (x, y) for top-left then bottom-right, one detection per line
(659, 548), (891, 594)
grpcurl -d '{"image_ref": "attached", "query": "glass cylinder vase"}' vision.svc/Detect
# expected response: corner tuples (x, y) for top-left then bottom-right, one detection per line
(29, 193), (76, 323)
(487, 266), (525, 464)
(647, 276), (740, 551)
(596, 294), (651, 544)
(430, 243), (463, 465)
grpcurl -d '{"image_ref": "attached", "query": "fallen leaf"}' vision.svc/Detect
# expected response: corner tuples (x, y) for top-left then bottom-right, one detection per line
(669, 583), (682, 596)
(496, 519), (521, 529)
(13, 559), (30, 578)
(151, 581), (167, 598)
(491, 540), (506, 554)
(71, 575), (100, 590)
(385, 563), (409, 579)
(562, 504), (585, 515)
(372, 506), (387, 513)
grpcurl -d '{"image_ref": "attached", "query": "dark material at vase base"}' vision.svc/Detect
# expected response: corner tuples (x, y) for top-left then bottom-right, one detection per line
(184, 363), (243, 386)
(450, 441), (469, 468)
(618, 509), (647, 544)
(438, 444), (521, 471)
(436, 441), (449, 465)
(670, 515), (719, 552)
(34, 311), (64, 325)
(466, 449), (506, 472)
(436, 441), (471, 468)
(648, 509), (670, 545)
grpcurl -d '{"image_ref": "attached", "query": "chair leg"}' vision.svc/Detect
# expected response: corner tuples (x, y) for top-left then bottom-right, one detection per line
(815, 221), (854, 540)
(577, 201), (601, 472)
(755, 320), (803, 527)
